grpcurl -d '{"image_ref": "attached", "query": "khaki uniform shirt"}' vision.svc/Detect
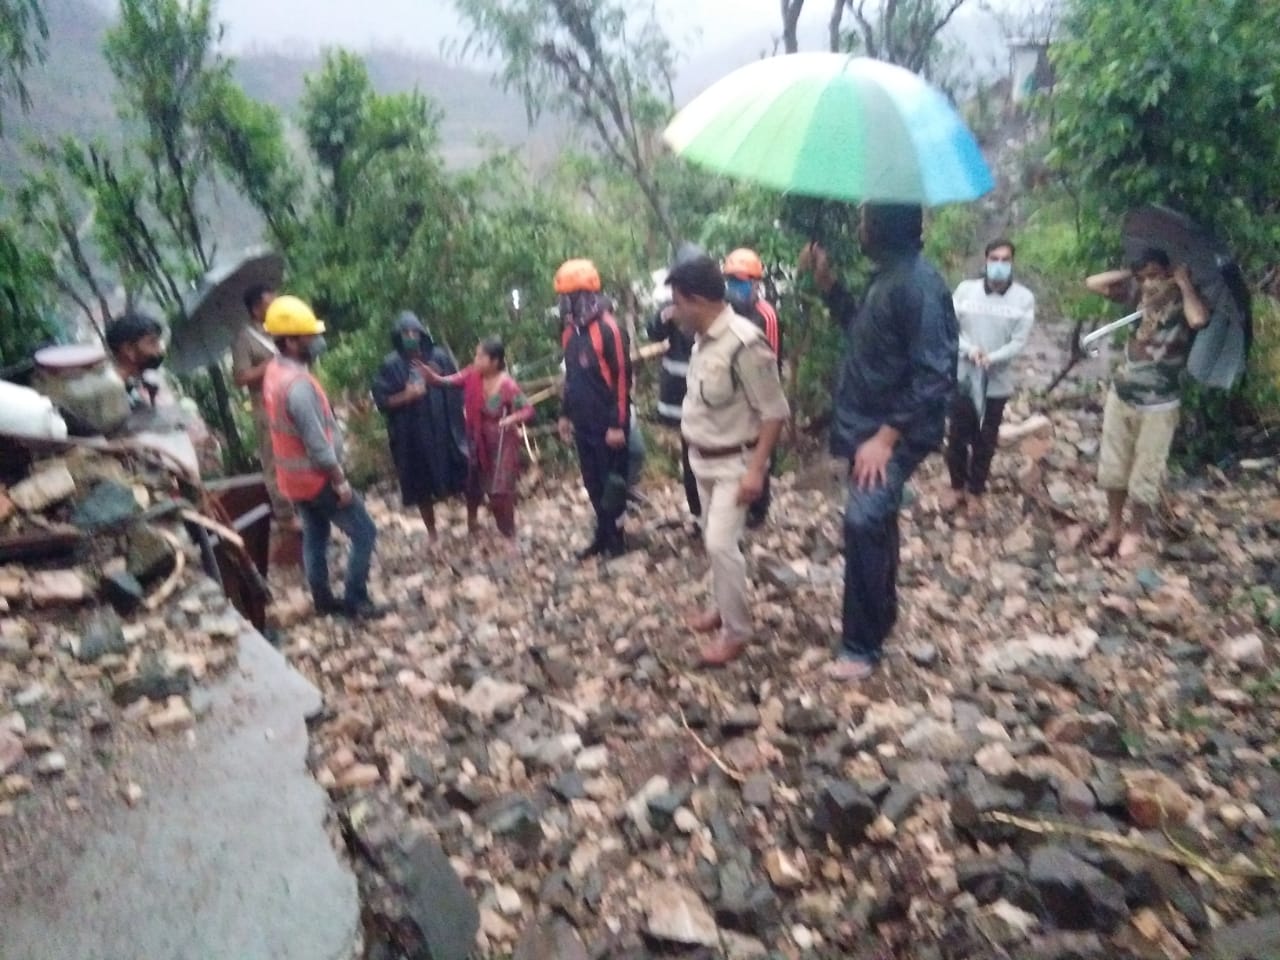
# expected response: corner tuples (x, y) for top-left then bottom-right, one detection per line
(231, 323), (278, 412)
(681, 305), (790, 450)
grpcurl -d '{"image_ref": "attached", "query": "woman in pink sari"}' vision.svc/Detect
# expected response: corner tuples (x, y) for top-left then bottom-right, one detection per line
(420, 337), (534, 544)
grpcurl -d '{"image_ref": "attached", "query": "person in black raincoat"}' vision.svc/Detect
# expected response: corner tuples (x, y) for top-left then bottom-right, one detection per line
(371, 311), (468, 536)
(798, 204), (958, 682)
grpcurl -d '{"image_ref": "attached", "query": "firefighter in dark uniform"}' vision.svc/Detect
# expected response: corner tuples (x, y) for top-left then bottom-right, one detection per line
(723, 248), (783, 528)
(647, 243), (705, 520)
(555, 259), (633, 559)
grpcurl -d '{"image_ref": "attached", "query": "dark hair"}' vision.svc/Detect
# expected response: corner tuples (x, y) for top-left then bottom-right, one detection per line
(862, 203), (923, 256)
(1130, 247), (1171, 272)
(243, 284), (272, 314)
(985, 238), (1015, 257)
(479, 335), (506, 370)
(666, 255), (726, 302)
(105, 311), (163, 354)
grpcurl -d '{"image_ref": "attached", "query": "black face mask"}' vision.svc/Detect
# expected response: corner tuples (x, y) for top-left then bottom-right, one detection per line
(141, 352), (166, 371)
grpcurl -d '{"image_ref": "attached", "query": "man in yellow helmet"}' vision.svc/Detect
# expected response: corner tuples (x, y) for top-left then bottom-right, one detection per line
(262, 295), (384, 619)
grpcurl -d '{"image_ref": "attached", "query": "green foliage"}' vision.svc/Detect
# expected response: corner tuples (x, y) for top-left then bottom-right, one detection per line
(452, 0), (679, 246)
(0, 216), (58, 367)
(0, 0), (48, 131)
(1049, 0), (1280, 273)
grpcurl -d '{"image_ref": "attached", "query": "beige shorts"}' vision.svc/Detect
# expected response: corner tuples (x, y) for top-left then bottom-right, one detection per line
(1097, 389), (1179, 506)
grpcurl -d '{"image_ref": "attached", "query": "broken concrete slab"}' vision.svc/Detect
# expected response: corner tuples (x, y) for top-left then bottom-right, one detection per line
(0, 628), (359, 960)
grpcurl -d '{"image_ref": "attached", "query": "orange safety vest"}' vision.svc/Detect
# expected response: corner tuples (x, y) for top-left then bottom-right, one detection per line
(262, 357), (334, 502)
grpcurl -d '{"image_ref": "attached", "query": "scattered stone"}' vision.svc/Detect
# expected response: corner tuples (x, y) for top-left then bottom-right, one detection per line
(721, 705), (761, 736)
(35, 750), (67, 776)
(126, 524), (176, 582)
(1125, 770), (1192, 829)
(492, 883), (522, 916)
(28, 570), (88, 607)
(1028, 845), (1129, 932)
(976, 899), (1040, 946)
(10, 463), (76, 512)
(76, 607), (128, 663)
(1220, 633), (1265, 670)
(782, 703), (837, 737)
(880, 783), (922, 824)
(908, 642), (939, 667)
(812, 781), (877, 846)
(146, 696), (195, 734)
(574, 745), (609, 773)
(716, 862), (778, 934)
(896, 760), (949, 793)
(0, 622), (32, 665)
(764, 849), (808, 890)
(113, 656), (192, 705)
(101, 570), (145, 615)
(549, 770), (586, 802)
(0, 731), (25, 775)
(741, 773), (772, 808)
(643, 880), (718, 947)
(401, 836), (480, 960)
(513, 916), (588, 960)
(15, 683), (48, 707)
(484, 795), (543, 848)
(720, 931), (769, 960)
(1045, 711), (1128, 757)
(459, 676), (529, 720)
(71, 480), (140, 529)
(122, 782), (144, 806)
(674, 807), (700, 834)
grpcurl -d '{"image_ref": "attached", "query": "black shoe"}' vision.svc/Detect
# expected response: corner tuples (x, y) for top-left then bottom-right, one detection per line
(315, 596), (345, 617)
(344, 600), (390, 621)
(602, 533), (629, 558)
(576, 539), (605, 561)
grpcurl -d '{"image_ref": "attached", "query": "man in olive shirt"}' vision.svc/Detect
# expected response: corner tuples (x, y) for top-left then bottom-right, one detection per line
(1086, 248), (1208, 557)
(232, 284), (297, 529)
(670, 255), (790, 668)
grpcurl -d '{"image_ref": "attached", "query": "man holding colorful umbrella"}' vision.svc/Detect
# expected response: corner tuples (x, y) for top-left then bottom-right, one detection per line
(799, 206), (958, 680)
(664, 52), (990, 681)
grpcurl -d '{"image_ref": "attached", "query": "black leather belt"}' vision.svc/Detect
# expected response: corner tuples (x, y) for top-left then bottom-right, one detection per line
(690, 439), (759, 458)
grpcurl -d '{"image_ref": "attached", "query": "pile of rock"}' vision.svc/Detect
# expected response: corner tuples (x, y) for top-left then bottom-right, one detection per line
(282, 404), (1278, 959)
(0, 443), (247, 827)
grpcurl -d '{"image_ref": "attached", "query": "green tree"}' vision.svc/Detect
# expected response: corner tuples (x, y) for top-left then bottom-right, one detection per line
(1049, 0), (1280, 269)
(0, 0), (47, 132)
(453, 0), (680, 248)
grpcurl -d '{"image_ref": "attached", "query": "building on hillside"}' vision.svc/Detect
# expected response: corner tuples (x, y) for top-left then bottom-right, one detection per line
(1009, 39), (1054, 107)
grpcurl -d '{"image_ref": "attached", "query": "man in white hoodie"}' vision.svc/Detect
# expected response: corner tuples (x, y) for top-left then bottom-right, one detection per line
(942, 239), (1036, 518)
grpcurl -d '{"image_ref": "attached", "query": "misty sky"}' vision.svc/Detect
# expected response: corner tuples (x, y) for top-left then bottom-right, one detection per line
(213, 0), (786, 58)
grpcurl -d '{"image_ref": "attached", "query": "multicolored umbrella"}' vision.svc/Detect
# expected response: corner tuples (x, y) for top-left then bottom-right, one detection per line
(664, 54), (993, 206)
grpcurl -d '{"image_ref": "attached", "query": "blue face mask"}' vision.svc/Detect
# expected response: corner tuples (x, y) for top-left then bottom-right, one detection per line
(725, 277), (754, 302)
(986, 260), (1013, 284)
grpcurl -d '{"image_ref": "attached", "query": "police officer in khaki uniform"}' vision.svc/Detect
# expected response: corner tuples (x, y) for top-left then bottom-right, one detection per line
(668, 254), (790, 668)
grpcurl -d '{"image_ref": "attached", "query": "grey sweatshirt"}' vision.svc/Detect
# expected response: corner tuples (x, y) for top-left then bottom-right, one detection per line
(279, 357), (344, 471)
(953, 278), (1036, 399)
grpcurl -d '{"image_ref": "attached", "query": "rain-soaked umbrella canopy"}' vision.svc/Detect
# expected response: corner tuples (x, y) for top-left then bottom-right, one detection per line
(1122, 206), (1249, 390)
(171, 248), (284, 374)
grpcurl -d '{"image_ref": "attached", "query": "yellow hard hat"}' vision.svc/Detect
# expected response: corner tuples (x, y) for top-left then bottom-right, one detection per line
(263, 295), (325, 336)
(554, 259), (602, 295)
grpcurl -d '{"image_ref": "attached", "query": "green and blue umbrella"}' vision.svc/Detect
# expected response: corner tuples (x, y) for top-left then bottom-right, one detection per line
(664, 53), (993, 207)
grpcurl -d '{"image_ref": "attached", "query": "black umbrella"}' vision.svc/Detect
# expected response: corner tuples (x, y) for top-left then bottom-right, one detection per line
(1122, 206), (1249, 389)
(171, 248), (284, 374)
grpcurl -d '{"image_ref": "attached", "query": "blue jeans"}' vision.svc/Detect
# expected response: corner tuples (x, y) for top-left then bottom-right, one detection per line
(295, 484), (377, 609)
(841, 444), (928, 663)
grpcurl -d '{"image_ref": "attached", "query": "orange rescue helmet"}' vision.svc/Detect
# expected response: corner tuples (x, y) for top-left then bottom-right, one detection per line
(723, 248), (764, 280)
(554, 259), (602, 295)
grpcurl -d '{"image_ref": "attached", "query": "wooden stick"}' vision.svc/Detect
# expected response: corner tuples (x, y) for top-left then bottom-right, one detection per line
(179, 508), (245, 549)
(143, 527), (187, 611)
(984, 811), (1277, 885)
(679, 706), (746, 784)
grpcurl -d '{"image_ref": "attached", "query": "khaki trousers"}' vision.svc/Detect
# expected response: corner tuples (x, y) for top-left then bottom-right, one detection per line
(1097, 389), (1179, 507)
(690, 450), (751, 640)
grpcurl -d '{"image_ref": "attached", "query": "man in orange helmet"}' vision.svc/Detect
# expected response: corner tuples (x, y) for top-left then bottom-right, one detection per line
(723, 247), (783, 528)
(555, 259), (633, 559)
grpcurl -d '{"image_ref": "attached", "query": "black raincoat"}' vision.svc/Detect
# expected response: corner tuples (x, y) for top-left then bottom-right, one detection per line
(371, 312), (468, 505)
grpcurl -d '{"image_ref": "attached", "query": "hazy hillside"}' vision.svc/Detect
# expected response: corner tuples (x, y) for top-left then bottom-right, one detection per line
(0, 0), (547, 188)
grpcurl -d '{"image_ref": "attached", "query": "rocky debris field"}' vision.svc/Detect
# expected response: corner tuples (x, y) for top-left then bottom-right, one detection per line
(279, 392), (1280, 960)
(0, 443), (249, 857)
